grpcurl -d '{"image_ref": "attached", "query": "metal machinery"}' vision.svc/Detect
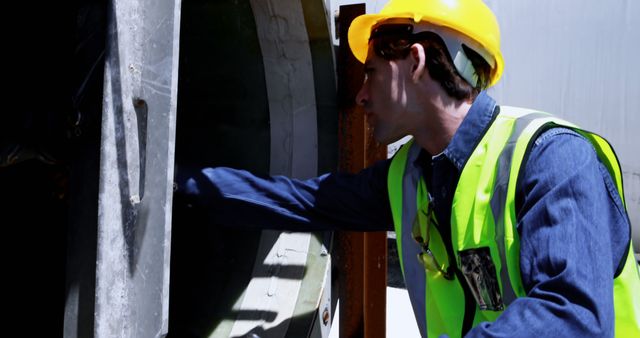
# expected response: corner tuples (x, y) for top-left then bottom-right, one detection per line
(3, 0), (348, 337)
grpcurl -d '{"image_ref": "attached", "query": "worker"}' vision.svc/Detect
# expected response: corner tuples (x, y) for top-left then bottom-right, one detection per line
(176, 0), (640, 336)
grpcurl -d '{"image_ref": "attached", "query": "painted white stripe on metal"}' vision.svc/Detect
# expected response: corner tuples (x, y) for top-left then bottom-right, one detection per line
(250, 0), (318, 179)
(230, 2), (319, 336)
(229, 231), (311, 337)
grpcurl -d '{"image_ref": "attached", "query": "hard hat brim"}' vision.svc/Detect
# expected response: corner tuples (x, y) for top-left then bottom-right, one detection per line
(348, 13), (407, 64)
(347, 13), (504, 87)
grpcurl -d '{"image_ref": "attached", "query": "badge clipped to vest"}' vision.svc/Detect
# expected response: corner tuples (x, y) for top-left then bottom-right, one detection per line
(459, 247), (504, 311)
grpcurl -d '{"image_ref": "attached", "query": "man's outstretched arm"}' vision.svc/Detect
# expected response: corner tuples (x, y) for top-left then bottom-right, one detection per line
(175, 159), (394, 232)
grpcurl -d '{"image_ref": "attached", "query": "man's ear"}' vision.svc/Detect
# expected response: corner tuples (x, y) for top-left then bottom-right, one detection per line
(410, 43), (426, 83)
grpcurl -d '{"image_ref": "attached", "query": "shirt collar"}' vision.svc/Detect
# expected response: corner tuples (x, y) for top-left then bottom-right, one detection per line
(441, 91), (497, 171)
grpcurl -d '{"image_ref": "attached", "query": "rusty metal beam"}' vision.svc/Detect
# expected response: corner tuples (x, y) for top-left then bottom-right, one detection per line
(337, 4), (387, 338)
(362, 73), (388, 338)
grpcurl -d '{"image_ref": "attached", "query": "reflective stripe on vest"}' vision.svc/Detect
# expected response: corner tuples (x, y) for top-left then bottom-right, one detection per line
(388, 106), (640, 337)
(388, 139), (429, 335)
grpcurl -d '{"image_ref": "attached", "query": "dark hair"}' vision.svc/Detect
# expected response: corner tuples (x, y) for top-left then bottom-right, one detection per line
(371, 29), (491, 101)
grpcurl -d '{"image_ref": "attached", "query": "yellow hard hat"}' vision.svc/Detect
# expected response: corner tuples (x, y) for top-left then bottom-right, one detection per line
(348, 0), (504, 87)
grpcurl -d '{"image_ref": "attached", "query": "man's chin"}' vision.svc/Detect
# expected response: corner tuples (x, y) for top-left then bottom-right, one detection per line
(374, 138), (396, 147)
(373, 133), (398, 146)
(371, 130), (387, 145)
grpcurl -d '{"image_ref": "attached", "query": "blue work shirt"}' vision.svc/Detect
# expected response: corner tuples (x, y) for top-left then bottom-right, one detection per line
(178, 92), (630, 337)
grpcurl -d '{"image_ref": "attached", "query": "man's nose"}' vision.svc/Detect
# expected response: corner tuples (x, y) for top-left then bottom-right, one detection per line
(356, 83), (368, 107)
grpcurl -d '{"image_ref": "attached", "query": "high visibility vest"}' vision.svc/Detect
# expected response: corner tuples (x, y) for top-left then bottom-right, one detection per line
(387, 106), (640, 337)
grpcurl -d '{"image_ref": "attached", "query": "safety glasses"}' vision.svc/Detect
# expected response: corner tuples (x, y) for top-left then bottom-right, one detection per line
(368, 21), (496, 88)
(411, 197), (454, 280)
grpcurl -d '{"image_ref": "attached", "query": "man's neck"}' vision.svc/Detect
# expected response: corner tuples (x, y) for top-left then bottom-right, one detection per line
(413, 96), (471, 155)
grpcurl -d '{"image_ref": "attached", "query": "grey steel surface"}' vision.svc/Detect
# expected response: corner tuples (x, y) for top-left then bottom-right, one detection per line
(169, 0), (335, 337)
(251, 0), (318, 179)
(223, 1), (335, 336)
(90, 0), (181, 337)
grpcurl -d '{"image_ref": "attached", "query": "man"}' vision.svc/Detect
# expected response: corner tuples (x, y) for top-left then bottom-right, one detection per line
(178, 0), (640, 336)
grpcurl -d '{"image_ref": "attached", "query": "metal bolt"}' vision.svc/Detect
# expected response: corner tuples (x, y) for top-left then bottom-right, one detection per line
(322, 307), (330, 325)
